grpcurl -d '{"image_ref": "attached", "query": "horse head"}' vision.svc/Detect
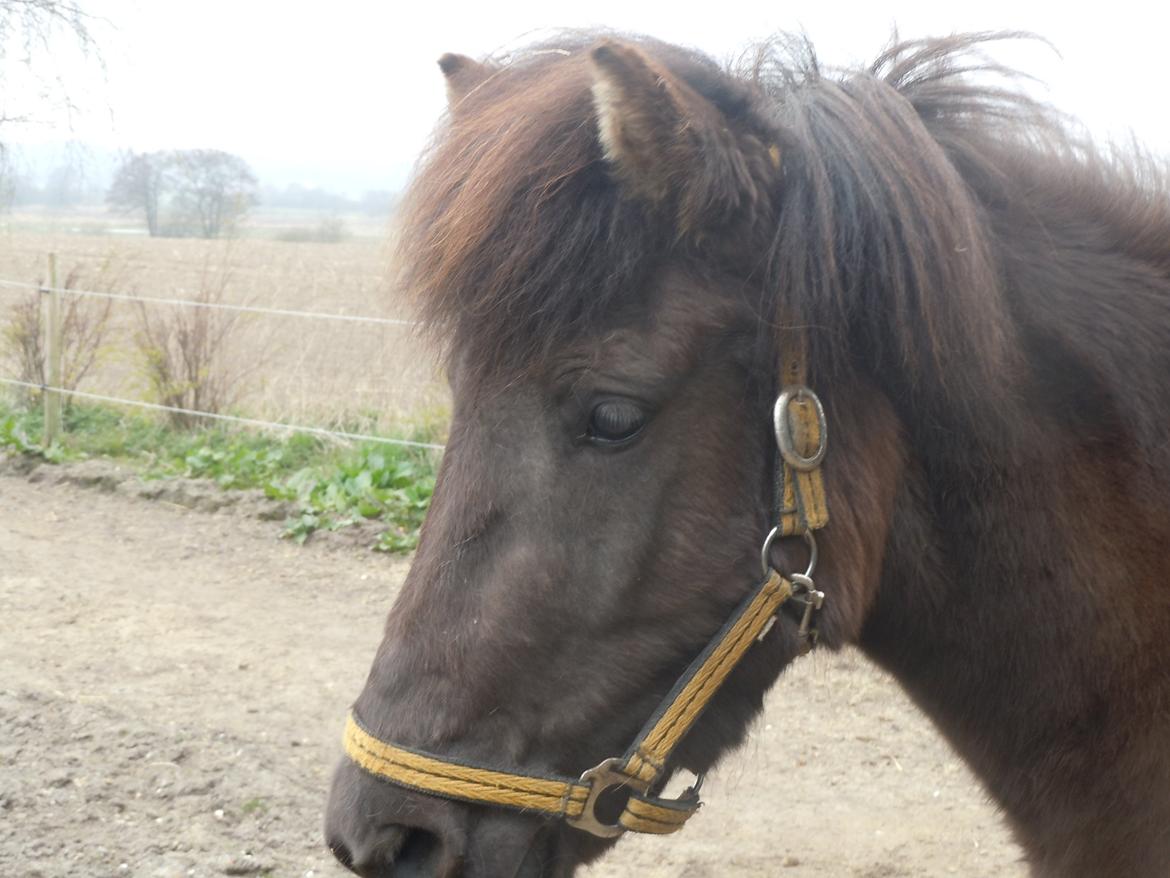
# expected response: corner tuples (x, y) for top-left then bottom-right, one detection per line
(326, 30), (1170, 878)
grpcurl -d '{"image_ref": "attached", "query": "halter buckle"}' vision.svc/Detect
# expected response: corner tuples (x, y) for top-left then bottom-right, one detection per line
(773, 385), (827, 471)
(788, 572), (825, 646)
(566, 758), (649, 838)
(758, 531), (824, 649)
(760, 528), (817, 580)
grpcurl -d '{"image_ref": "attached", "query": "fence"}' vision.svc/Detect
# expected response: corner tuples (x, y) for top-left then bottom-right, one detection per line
(0, 256), (446, 452)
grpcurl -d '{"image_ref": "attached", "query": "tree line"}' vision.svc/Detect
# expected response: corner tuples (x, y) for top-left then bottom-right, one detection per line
(0, 148), (399, 235)
(0, 4), (395, 238)
(107, 149), (258, 238)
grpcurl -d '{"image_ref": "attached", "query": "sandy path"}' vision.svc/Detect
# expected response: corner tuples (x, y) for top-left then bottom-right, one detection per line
(0, 468), (1025, 877)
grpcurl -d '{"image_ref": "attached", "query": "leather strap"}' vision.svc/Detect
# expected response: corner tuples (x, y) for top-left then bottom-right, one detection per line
(775, 336), (829, 536)
(339, 337), (828, 838)
(342, 572), (792, 835)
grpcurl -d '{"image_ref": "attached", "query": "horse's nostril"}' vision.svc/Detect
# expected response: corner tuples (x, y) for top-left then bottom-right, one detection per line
(327, 759), (468, 876)
(393, 827), (446, 875)
(326, 834), (354, 870)
(330, 825), (450, 878)
(327, 826), (403, 877)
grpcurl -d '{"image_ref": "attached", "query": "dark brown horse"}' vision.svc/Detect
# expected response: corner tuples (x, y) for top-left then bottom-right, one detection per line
(325, 32), (1170, 877)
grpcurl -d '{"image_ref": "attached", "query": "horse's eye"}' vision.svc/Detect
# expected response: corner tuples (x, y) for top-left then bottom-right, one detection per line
(587, 400), (646, 445)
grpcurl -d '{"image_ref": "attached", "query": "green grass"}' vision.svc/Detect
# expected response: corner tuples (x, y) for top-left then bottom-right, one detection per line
(0, 397), (440, 552)
(240, 796), (269, 816)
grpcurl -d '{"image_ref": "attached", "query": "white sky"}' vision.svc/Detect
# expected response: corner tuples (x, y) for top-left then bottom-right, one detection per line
(4, 0), (1169, 192)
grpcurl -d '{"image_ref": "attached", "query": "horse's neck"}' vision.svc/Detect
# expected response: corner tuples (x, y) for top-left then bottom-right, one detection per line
(845, 161), (1170, 872)
(855, 210), (1170, 873)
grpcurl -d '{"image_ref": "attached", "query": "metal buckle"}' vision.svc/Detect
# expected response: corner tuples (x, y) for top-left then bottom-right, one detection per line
(788, 572), (826, 643)
(760, 528), (817, 580)
(773, 386), (827, 472)
(565, 758), (649, 838)
(758, 530), (822, 646)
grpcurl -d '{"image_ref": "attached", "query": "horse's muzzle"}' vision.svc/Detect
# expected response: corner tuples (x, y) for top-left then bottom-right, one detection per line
(325, 757), (561, 877)
(326, 756), (466, 877)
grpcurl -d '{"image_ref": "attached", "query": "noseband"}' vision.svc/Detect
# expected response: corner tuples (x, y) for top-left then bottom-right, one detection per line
(340, 343), (829, 838)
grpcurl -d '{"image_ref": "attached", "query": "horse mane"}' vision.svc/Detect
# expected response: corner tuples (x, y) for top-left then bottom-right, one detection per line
(749, 34), (1170, 421)
(394, 33), (674, 370)
(396, 31), (1170, 438)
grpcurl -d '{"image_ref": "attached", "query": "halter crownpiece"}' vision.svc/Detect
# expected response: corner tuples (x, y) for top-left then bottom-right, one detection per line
(340, 341), (829, 838)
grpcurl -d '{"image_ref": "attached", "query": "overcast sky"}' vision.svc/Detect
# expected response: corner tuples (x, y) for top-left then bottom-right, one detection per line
(4, 0), (1168, 193)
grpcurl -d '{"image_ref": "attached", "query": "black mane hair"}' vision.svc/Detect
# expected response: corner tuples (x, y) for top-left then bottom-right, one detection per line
(396, 31), (1170, 448)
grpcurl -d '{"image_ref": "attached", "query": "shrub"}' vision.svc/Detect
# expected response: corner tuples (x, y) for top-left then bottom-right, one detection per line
(274, 217), (350, 244)
(1, 263), (117, 407)
(132, 254), (254, 428)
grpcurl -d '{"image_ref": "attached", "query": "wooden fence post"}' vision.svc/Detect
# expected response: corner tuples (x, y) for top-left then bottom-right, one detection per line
(42, 252), (62, 448)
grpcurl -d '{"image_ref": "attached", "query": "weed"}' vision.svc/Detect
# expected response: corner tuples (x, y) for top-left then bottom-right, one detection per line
(0, 395), (440, 553)
(274, 443), (436, 548)
(240, 797), (268, 816)
(0, 411), (40, 455)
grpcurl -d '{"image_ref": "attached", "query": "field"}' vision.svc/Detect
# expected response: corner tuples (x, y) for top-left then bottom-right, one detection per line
(0, 208), (446, 430)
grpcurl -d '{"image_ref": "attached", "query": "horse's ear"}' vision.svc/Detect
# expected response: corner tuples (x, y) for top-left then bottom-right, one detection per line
(589, 40), (777, 233)
(438, 53), (494, 110)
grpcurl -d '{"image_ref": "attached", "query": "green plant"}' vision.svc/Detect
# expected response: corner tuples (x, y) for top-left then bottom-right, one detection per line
(275, 443), (436, 551)
(0, 410), (39, 454)
(0, 404), (65, 461)
(0, 395), (440, 553)
(240, 797), (268, 816)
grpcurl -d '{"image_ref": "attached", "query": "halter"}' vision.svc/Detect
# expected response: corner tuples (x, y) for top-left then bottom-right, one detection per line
(340, 342), (829, 838)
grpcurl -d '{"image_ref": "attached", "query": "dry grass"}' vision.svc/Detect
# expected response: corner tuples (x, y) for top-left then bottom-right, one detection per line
(0, 210), (447, 433)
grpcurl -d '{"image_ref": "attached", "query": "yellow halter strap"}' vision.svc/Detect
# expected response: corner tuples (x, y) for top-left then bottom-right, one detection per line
(344, 570), (793, 836)
(340, 344), (829, 838)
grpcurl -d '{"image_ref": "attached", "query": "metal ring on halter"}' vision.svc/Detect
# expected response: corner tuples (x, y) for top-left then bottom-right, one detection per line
(567, 757), (650, 838)
(773, 386), (827, 472)
(760, 527), (818, 580)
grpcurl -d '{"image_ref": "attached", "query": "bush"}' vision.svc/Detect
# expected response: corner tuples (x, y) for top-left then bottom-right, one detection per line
(132, 255), (254, 428)
(274, 217), (349, 244)
(1, 264), (117, 406)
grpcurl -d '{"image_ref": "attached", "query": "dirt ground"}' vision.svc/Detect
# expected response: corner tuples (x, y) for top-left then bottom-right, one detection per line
(0, 462), (1028, 877)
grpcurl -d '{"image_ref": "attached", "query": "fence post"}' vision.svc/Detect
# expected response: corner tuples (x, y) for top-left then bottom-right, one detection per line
(42, 252), (62, 448)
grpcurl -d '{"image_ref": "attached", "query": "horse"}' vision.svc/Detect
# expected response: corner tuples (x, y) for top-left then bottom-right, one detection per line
(324, 31), (1170, 877)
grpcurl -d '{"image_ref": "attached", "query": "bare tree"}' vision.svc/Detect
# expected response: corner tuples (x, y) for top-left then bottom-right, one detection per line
(0, 147), (17, 210)
(107, 151), (171, 236)
(0, 1), (104, 130)
(43, 159), (85, 206)
(170, 149), (258, 238)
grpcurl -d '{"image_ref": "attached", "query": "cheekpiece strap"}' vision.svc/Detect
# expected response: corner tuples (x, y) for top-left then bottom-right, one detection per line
(774, 334), (830, 537)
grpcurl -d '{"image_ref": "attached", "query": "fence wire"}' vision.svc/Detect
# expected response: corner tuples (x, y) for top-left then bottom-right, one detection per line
(0, 244), (388, 284)
(0, 377), (446, 451)
(0, 278), (420, 327)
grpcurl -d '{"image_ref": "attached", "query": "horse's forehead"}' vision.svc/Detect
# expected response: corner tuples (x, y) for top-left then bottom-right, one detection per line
(445, 267), (752, 396)
(545, 270), (754, 378)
